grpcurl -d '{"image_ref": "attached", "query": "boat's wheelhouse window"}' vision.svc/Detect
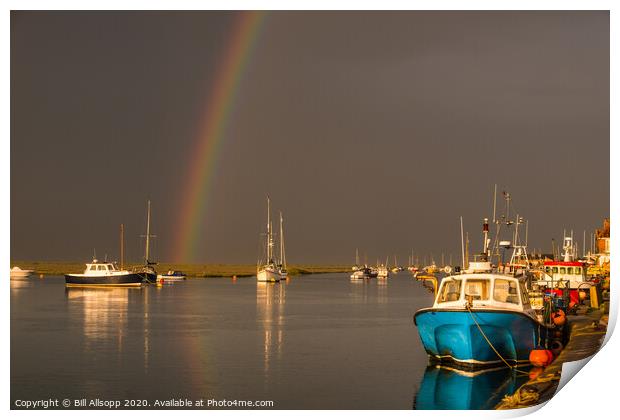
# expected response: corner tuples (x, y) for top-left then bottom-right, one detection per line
(567, 267), (573, 275)
(560, 267), (566, 275)
(437, 279), (462, 303)
(464, 279), (490, 301)
(107, 264), (114, 271)
(493, 279), (519, 304)
(552, 267), (559, 274)
(575, 267), (581, 275)
(97, 265), (104, 271)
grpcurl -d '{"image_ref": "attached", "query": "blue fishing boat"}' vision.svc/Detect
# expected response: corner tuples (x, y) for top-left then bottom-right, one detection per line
(414, 264), (550, 369)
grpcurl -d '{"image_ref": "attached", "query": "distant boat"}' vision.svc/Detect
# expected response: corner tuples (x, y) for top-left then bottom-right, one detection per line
(407, 251), (419, 273)
(391, 255), (403, 273)
(157, 270), (187, 282)
(257, 197), (280, 282)
(10, 266), (33, 279)
(65, 259), (143, 287)
(377, 258), (389, 278)
(351, 265), (371, 280)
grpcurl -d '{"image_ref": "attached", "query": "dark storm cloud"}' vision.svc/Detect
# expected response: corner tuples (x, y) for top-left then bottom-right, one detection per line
(11, 11), (609, 264)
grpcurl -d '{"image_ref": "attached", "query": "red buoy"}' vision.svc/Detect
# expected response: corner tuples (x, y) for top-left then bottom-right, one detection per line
(551, 310), (566, 327)
(529, 348), (553, 367)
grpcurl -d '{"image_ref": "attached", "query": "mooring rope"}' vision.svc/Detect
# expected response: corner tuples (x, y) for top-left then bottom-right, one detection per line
(466, 306), (531, 375)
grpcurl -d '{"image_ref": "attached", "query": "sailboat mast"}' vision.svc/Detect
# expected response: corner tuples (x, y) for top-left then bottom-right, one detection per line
(120, 223), (124, 269)
(145, 200), (151, 265)
(279, 211), (286, 268)
(266, 197), (272, 262)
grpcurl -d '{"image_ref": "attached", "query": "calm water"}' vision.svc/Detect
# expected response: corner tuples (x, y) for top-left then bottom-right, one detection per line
(10, 273), (525, 409)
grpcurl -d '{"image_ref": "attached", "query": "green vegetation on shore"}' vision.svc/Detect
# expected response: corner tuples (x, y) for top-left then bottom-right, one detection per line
(10, 261), (350, 278)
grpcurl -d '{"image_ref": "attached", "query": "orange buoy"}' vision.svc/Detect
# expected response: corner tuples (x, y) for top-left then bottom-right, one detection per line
(568, 301), (576, 310)
(529, 348), (553, 367)
(550, 340), (564, 356)
(579, 291), (587, 301)
(551, 310), (566, 327)
(232, 275), (237, 283)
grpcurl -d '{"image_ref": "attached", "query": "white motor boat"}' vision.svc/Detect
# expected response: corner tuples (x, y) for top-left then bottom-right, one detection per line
(10, 266), (34, 279)
(157, 270), (187, 282)
(65, 259), (143, 287)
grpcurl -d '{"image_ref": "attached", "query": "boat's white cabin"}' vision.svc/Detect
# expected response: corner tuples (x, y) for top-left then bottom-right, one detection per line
(535, 262), (587, 289)
(84, 260), (121, 275)
(434, 273), (535, 316)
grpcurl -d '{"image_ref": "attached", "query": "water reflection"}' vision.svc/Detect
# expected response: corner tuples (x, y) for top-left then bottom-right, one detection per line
(10, 278), (33, 295)
(349, 280), (368, 304)
(256, 282), (286, 376)
(413, 365), (530, 409)
(377, 278), (388, 304)
(65, 287), (144, 360)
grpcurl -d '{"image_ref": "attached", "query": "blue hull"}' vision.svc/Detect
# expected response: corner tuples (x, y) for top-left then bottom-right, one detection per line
(414, 309), (547, 368)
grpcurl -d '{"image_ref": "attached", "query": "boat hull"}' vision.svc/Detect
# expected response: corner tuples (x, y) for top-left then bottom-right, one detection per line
(257, 268), (280, 282)
(157, 276), (186, 282)
(10, 271), (33, 279)
(65, 273), (144, 287)
(414, 308), (547, 369)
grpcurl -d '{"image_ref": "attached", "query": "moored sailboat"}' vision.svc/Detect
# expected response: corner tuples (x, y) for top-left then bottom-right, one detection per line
(257, 197), (280, 282)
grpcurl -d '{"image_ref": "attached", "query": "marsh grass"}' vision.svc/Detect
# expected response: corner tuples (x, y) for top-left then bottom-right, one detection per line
(10, 261), (350, 278)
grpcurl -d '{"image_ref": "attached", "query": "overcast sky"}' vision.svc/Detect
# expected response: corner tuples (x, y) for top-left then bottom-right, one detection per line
(11, 11), (609, 264)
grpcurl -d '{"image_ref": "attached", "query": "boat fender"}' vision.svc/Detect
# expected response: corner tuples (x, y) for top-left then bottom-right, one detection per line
(551, 310), (566, 327)
(529, 348), (553, 367)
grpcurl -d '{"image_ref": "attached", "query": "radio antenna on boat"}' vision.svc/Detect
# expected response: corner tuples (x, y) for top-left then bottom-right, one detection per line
(492, 184), (497, 223)
(460, 216), (465, 268)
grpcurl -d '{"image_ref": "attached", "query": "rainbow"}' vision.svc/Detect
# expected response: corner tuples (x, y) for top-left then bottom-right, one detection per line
(173, 11), (267, 263)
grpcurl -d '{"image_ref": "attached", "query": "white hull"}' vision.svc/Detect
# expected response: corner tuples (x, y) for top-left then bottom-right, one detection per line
(257, 267), (280, 282)
(157, 275), (186, 282)
(10, 268), (33, 279)
(350, 273), (367, 280)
